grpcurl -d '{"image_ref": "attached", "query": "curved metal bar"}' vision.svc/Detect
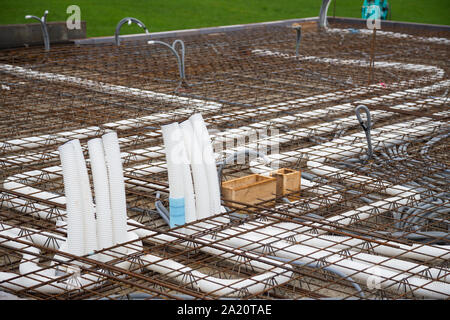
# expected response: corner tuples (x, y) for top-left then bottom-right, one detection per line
(147, 40), (186, 84)
(155, 191), (171, 226)
(25, 10), (50, 51)
(318, 0), (333, 29)
(115, 17), (149, 46)
(355, 105), (373, 160)
(172, 39), (186, 79)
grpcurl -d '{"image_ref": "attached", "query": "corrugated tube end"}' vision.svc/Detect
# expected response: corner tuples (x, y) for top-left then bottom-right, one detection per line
(169, 197), (185, 229)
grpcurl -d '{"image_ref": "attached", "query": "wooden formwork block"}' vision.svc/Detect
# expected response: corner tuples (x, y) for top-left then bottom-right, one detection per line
(270, 168), (301, 197)
(221, 174), (277, 208)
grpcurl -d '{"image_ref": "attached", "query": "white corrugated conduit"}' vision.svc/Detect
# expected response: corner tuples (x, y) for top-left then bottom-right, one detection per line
(102, 132), (129, 249)
(1, 42), (449, 297)
(0, 223), (293, 296)
(58, 141), (88, 258)
(161, 123), (189, 228)
(1, 131), (294, 296)
(155, 113), (450, 297)
(190, 113), (222, 216)
(87, 138), (114, 261)
(180, 119), (208, 221)
(3, 111), (447, 296)
(0, 135), (140, 292)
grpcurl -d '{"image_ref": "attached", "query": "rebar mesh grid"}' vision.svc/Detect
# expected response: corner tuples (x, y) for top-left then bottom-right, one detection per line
(0, 21), (449, 300)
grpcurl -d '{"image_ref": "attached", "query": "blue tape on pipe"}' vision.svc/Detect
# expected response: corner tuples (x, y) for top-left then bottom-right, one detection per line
(169, 197), (185, 228)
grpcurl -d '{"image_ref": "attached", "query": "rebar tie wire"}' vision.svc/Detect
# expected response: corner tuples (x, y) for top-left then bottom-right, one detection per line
(355, 105), (373, 161)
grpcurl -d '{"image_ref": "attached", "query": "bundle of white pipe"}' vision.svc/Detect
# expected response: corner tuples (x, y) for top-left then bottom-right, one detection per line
(57, 133), (131, 259)
(1, 130), (141, 291)
(161, 114), (222, 226)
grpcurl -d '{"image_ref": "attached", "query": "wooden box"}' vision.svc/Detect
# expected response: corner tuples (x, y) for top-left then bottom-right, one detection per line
(270, 168), (301, 197)
(221, 174), (277, 208)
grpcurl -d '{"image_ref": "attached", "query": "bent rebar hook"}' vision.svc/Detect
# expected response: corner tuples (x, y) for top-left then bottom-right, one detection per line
(294, 25), (302, 57)
(115, 17), (149, 46)
(25, 10), (50, 51)
(148, 39), (187, 88)
(355, 105), (373, 161)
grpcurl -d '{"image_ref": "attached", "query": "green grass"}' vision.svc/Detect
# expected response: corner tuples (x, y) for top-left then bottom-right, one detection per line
(0, 0), (448, 37)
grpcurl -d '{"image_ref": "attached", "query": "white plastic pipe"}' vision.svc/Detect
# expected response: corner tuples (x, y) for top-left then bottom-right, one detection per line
(0, 224), (293, 297)
(161, 123), (191, 228)
(177, 125), (197, 225)
(207, 218), (449, 282)
(71, 139), (98, 255)
(179, 120), (210, 220)
(142, 253), (292, 297)
(203, 223), (450, 298)
(1, 47), (448, 298)
(0, 230), (137, 294)
(308, 161), (418, 197)
(87, 138), (114, 260)
(326, 27), (450, 45)
(58, 141), (84, 257)
(190, 113), (222, 216)
(287, 233), (450, 281)
(252, 49), (445, 81)
(102, 132), (129, 247)
(161, 123), (185, 200)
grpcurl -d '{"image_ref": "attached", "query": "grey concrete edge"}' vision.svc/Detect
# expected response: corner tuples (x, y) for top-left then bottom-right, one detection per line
(74, 15), (450, 46)
(328, 16), (450, 32)
(74, 17), (319, 45)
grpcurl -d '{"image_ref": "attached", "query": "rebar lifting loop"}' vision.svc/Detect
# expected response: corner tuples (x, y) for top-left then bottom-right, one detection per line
(25, 10), (50, 52)
(147, 39), (187, 90)
(115, 17), (150, 46)
(355, 105), (373, 161)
